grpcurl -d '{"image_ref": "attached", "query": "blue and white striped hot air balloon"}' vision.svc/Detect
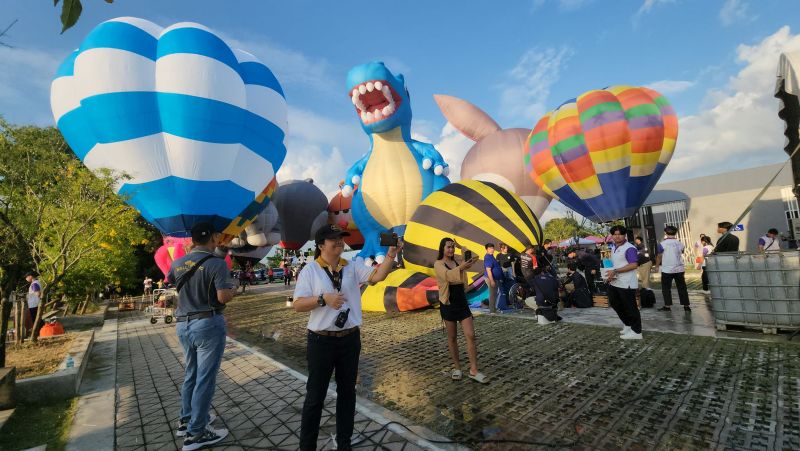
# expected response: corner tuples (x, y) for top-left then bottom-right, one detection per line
(50, 17), (287, 238)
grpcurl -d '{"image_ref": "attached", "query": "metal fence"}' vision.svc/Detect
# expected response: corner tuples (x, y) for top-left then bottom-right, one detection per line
(705, 251), (800, 332)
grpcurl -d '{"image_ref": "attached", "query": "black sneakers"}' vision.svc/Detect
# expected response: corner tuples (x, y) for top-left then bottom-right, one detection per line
(176, 414), (216, 437)
(182, 425), (228, 451)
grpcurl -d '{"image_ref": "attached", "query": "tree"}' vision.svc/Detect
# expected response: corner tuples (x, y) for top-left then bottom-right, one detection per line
(0, 120), (147, 354)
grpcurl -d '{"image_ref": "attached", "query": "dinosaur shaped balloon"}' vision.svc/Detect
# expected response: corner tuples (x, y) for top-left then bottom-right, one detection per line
(341, 61), (450, 261)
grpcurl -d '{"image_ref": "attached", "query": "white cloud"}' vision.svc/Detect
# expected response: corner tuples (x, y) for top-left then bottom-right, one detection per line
(221, 34), (338, 96)
(538, 200), (572, 226)
(497, 46), (573, 124)
(432, 122), (474, 182)
(633, 0), (675, 24)
(719, 0), (756, 26)
(276, 107), (369, 197)
(0, 46), (61, 125)
(663, 26), (800, 182)
(645, 79), (696, 95)
(410, 118), (440, 143)
(277, 144), (348, 198)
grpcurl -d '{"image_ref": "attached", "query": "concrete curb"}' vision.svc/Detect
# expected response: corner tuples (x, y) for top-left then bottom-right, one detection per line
(15, 330), (95, 403)
(66, 314), (118, 451)
(227, 336), (465, 451)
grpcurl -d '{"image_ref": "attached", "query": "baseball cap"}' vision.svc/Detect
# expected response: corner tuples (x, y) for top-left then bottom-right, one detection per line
(314, 224), (351, 244)
(191, 222), (218, 242)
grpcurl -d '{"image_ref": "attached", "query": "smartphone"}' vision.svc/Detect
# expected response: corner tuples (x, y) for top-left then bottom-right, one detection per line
(463, 250), (473, 261)
(379, 232), (398, 247)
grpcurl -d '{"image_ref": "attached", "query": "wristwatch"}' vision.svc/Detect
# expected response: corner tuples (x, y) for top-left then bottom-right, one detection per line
(317, 294), (326, 307)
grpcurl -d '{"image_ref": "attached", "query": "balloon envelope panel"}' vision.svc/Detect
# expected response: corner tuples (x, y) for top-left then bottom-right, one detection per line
(403, 180), (543, 278)
(50, 17), (288, 237)
(272, 179), (329, 250)
(524, 86), (677, 223)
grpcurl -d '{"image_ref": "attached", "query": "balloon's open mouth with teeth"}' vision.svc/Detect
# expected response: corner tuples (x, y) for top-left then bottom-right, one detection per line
(350, 80), (401, 125)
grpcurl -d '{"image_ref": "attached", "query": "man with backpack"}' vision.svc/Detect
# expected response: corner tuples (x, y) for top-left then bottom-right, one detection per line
(167, 222), (238, 450)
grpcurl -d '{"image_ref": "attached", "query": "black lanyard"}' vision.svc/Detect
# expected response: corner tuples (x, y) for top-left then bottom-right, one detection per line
(322, 266), (342, 292)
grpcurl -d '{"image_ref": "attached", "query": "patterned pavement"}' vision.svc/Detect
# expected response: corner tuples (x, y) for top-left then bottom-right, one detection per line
(222, 287), (800, 450)
(114, 309), (432, 450)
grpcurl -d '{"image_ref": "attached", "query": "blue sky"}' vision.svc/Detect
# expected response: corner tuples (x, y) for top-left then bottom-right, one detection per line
(2, 0), (800, 222)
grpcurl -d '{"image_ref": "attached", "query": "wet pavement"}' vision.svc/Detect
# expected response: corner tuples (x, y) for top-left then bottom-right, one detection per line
(224, 284), (800, 450)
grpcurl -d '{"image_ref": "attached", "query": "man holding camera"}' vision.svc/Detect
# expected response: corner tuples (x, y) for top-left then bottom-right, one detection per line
(293, 224), (400, 450)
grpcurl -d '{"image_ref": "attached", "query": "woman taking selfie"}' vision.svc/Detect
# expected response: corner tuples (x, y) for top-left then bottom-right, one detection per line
(433, 237), (488, 384)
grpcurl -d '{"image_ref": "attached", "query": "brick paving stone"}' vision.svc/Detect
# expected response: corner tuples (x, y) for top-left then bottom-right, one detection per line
(215, 291), (800, 450)
(114, 310), (425, 450)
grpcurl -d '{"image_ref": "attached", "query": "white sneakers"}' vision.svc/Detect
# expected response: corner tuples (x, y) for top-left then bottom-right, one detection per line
(619, 326), (643, 339)
(621, 330), (643, 340)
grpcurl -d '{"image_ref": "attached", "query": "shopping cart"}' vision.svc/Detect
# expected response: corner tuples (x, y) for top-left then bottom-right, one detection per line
(149, 288), (176, 324)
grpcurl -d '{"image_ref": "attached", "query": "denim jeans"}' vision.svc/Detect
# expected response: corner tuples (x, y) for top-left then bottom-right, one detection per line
(300, 329), (361, 451)
(496, 276), (514, 310)
(177, 314), (227, 436)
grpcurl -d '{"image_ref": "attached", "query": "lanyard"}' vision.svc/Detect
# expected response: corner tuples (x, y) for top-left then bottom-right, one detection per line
(322, 266), (342, 292)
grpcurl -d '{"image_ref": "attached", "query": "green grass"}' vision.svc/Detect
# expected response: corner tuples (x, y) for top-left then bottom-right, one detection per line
(0, 397), (77, 451)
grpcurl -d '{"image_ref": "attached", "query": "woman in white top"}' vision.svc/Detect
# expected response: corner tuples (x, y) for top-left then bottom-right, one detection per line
(700, 236), (714, 293)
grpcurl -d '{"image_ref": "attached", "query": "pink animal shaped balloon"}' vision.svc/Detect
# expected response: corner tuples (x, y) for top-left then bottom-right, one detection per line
(434, 94), (552, 218)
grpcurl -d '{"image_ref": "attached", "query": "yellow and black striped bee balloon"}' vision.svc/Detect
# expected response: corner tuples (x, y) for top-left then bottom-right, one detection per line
(403, 180), (544, 277)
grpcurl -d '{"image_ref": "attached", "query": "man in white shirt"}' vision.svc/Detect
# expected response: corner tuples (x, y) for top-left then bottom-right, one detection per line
(293, 224), (400, 450)
(605, 225), (642, 340)
(143, 276), (153, 295)
(25, 272), (42, 329)
(655, 225), (691, 312)
(758, 228), (781, 253)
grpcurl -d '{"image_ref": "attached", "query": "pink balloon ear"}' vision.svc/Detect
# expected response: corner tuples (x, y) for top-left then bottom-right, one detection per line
(172, 237), (191, 260)
(434, 94), (501, 142)
(154, 245), (172, 277)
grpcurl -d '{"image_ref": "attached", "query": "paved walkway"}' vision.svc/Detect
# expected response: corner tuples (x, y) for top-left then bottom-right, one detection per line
(111, 309), (445, 450)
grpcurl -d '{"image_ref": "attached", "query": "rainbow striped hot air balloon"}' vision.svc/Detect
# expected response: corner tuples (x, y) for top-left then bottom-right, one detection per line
(524, 86), (677, 223)
(50, 17), (287, 239)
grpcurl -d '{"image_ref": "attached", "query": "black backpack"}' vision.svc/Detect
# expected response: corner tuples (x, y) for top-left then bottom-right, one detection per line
(640, 288), (656, 308)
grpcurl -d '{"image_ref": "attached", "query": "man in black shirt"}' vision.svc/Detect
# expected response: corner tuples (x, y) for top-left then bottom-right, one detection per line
(714, 221), (740, 253)
(577, 249), (602, 293)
